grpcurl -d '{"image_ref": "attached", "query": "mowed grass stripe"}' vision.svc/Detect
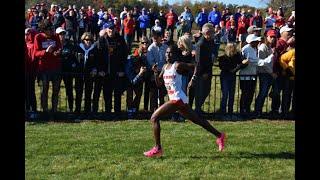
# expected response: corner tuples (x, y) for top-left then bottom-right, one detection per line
(26, 120), (294, 179)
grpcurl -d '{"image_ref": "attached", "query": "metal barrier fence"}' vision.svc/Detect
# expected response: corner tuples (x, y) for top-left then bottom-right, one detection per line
(25, 72), (294, 121)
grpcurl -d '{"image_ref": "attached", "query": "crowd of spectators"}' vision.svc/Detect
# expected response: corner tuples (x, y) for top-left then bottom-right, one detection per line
(25, 3), (295, 120)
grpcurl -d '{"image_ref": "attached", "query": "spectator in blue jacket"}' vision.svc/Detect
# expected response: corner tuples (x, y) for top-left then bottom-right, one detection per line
(208, 5), (221, 26)
(30, 10), (42, 30)
(195, 7), (208, 32)
(178, 6), (194, 29)
(125, 55), (147, 119)
(233, 6), (242, 29)
(89, 8), (99, 41)
(98, 10), (112, 31)
(138, 8), (149, 38)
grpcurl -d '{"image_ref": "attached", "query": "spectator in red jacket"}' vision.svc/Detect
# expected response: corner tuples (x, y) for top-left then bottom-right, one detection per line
(249, 9), (263, 28)
(165, 8), (178, 43)
(25, 28), (39, 115)
(124, 13), (136, 54)
(275, 9), (286, 28)
(236, 12), (249, 48)
(33, 19), (62, 116)
(113, 17), (121, 35)
(270, 25), (293, 116)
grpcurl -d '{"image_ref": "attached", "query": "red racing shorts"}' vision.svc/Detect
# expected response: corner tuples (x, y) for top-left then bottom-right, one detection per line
(171, 99), (186, 108)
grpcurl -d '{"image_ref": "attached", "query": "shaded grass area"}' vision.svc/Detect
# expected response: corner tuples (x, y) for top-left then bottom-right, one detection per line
(26, 120), (295, 179)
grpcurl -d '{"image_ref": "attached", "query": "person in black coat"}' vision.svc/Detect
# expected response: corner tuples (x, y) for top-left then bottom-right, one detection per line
(56, 27), (77, 112)
(218, 43), (248, 119)
(73, 32), (99, 119)
(92, 23), (128, 118)
(125, 55), (147, 119)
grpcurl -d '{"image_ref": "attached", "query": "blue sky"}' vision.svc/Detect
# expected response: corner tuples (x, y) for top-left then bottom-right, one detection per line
(165, 0), (268, 9)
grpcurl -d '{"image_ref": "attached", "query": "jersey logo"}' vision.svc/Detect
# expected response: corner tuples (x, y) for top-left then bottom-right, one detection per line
(168, 90), (174, 95)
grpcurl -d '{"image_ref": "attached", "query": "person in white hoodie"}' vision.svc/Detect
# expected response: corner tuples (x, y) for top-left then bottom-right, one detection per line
(254, 30), (278, 116)
(239, 34), (275, 117)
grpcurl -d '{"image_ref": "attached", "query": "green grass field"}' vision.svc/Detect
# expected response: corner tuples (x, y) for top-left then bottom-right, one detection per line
(25, 120), (295, 179)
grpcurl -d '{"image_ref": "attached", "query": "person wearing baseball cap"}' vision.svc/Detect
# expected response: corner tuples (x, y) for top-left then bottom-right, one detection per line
(208, 4), (221, 27)
(176, 17), (191, 40)
(56, 26), (77, 113)
(137, 8), (149, 38)
(178, 6), (194, 29)
(245, 34), (261, 44)
(165, 7), (178, 42)
(93, 18), (128, 116)
(247, 25), (255, 34)
(153, 19), (162, 31)
(266, 29), (277, 37)
(240, 33), (274, 117)
(269, 25), (293, 115)
(247, 25), (262, 37)
(280, 25), (292, 34)
(279, 35), (295, 119)
(55, 27), (66, 34)
(254, 29), (277, 116)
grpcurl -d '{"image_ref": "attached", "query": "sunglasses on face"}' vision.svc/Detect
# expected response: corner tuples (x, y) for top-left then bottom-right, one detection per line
(84, 39), (92, 41)
(141, 42), (148, 44)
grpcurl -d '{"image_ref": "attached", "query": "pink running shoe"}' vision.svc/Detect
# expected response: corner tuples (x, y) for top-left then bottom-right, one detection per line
(143, 147), (163, 157)
(216, 132), (226, 151)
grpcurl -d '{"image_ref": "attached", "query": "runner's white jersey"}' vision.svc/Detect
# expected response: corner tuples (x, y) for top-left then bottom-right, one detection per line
(163, 62), (188, 103)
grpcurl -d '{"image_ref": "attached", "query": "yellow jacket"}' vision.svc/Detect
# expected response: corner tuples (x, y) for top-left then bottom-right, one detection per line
(280, 49), (295, 80)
